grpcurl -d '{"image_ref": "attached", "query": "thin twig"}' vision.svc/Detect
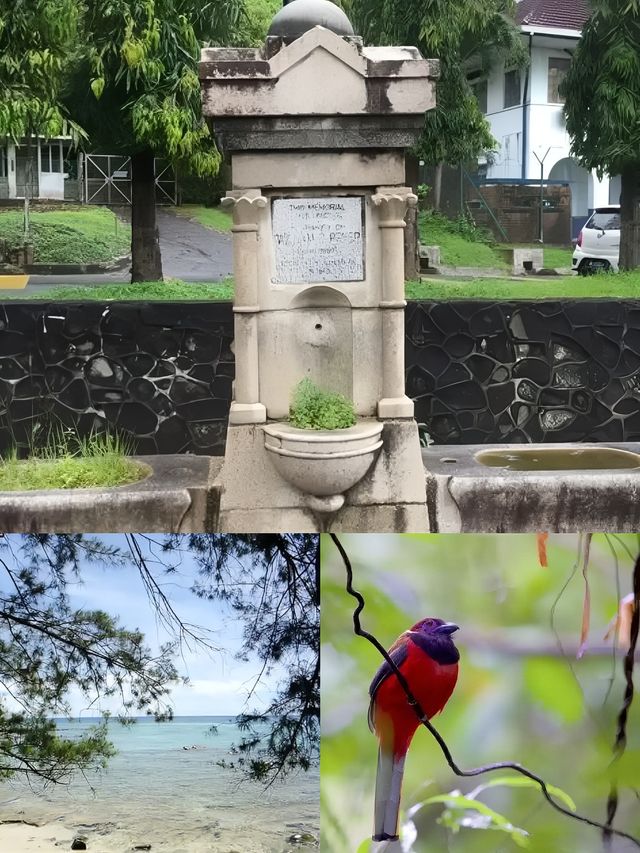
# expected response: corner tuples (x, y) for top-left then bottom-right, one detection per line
(330, 533), (640, 849)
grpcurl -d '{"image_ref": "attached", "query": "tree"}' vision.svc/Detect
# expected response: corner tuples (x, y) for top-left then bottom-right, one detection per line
(64, 0), (243, 281)
(348, 0), (526, 208)
(0, 0), (85, 242)
(0, 534), (319, 787)
(562, 0), (640, 269)
(0, 535), (180, 784)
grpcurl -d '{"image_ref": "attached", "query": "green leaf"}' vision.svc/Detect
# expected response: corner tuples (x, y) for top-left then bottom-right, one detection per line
(90, 77), (105, 99)
(418, 793), (530, 847)
(469, 775), (577, 812)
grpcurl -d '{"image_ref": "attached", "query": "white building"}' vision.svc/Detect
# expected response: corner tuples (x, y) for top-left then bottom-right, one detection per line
(470, 0), (618, 237)
(0, 138), (72, 201)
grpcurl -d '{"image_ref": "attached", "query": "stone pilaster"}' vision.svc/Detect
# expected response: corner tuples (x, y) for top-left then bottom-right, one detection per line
(372, 188), (418, 418)
(222, 191), (268, 424)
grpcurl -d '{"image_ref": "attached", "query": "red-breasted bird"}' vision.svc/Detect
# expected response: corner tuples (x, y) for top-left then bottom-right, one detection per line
(368, 617), (460, 842)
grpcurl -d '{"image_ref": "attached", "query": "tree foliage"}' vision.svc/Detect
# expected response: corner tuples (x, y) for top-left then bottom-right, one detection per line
(0, 535), (180, 784)
(0, 0), (83, 140)
(563, 0), (640, 179)
(562, 0), (640, 269)
(347, 0), (526, 165)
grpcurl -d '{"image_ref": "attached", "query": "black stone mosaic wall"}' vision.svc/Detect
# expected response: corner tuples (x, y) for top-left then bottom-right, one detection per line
(0, 302), (234, 456)
(3, 299), (640, 456)
(406, 300), (640, 444)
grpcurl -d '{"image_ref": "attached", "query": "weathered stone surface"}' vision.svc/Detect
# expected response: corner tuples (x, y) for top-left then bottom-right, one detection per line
(0, 455), (222, 533)
(423, 443), (640, 532)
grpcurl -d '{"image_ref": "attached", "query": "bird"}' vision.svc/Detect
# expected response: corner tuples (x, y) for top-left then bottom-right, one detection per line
(368, 617), (460, 842)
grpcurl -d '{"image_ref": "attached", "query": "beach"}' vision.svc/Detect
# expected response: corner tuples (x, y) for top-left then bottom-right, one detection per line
(0, 717), (319, 853)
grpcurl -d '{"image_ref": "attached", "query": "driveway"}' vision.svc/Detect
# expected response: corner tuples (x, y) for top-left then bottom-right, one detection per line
(24, 207), (233, 289)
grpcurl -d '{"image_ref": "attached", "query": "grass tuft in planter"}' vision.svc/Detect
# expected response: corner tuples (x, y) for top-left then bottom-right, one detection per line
(0, 432), (148, 491)
(289, 379), (357, 430)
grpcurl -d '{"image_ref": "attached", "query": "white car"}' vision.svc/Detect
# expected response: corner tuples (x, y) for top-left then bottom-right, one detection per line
(572, 205), (620, 274)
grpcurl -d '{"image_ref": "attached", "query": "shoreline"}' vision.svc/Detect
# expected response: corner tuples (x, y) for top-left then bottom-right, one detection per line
(0, 816), (319, 852)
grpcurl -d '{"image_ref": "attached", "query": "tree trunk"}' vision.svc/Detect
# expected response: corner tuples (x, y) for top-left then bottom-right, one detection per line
(433, 162), (443, 211)
(131, 149), (163, 282)
(619, 165), (640, 271)
(404, 204), (420, 280)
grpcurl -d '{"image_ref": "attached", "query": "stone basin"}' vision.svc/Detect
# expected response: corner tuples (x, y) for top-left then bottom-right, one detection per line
(474, 446), (640, 471)
(423, 442), (640, 533)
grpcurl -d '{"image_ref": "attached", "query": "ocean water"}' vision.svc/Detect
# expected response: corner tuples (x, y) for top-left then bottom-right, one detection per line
(0, 716), (319, 852)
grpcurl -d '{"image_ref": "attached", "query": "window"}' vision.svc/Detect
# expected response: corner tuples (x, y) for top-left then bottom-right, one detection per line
(548, 57), (571, 103)
(472, 79), (488, 114)
(41, 142), (62, 173)
(586, 209), (620, 231)
(0, 146), (7, 178)
(504, 69), (521, 108)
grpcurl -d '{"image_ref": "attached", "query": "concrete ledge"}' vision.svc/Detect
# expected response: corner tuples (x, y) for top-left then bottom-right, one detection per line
(423, 442), (640, 532)
(0, 456), (223, 533)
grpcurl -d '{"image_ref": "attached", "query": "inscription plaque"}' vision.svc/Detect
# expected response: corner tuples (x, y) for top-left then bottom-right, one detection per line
(271, 196), (364, 283)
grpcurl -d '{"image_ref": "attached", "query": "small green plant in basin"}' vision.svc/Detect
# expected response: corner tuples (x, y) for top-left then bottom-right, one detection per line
(0, 430), (148, 491)
(289, 378), (357, 430)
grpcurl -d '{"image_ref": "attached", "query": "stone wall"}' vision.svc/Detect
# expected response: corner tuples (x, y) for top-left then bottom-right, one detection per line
(2, 299), (640, 456)
(407, 300), (640, 444)
(0, 302), (234, 456)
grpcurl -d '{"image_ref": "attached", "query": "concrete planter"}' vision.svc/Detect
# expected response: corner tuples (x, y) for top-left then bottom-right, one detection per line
(263, 420), (384, 513)
(0, 456), (223, 533)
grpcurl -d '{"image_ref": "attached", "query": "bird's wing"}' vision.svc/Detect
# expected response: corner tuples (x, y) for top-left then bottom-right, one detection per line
(367, 638), (409, 733)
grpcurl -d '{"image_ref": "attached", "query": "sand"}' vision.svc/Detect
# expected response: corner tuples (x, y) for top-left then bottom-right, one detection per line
(0, 818), (309, 852)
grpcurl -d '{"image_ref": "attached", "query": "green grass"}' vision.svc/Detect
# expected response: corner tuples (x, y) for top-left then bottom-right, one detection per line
(12, 278), (234, 301)
(406, 270), (640, 299)
(0, 206), (131, 264)
(170, 204), (233, 232)
(418, 210), (507, 269)
(0, 433), (148, 491)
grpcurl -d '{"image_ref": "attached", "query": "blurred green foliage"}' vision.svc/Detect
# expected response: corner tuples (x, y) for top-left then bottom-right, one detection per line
(321, 534), (640, 853)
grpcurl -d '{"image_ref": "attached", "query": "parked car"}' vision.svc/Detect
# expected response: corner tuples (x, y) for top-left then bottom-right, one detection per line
(572, 205), (620, 274)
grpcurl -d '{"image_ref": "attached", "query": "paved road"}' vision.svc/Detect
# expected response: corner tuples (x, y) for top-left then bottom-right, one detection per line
(25, 207), (233, 289)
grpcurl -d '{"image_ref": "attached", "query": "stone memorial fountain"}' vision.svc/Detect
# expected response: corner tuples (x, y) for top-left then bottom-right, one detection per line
(199, 0), (439, 531)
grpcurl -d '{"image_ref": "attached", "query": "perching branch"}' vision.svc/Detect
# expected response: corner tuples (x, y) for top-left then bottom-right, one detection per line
(330, 533), (640, 849)
(604, 550), (640, 845)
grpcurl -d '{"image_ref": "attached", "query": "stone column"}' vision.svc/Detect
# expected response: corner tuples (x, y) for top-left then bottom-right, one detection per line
(372, 188), (417, 418)
(222, 190), (268, 424)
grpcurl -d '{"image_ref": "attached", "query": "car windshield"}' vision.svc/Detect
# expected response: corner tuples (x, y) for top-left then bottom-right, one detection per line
(587, 210), (620, 230)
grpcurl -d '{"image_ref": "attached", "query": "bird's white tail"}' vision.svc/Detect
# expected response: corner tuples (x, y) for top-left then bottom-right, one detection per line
(373, 747), (406, 841)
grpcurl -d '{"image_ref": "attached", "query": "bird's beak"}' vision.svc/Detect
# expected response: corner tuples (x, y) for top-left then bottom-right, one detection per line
(434, 622), (459, 635)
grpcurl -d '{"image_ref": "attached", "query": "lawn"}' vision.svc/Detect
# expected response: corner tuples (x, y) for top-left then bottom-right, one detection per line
(170, 204), (233, 232)
(418, 210), (506, 269)
(406, 270), (640, 299)
(0, 206), (131, 264)
(418, 211), (574, 270)
(13, 279), (234, 301)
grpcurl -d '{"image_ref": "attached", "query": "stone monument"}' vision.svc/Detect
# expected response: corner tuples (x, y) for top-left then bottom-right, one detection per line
(199, 0), (439, 531)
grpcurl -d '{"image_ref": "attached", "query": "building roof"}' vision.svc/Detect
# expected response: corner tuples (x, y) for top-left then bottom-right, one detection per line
(516, 0), (591, 31)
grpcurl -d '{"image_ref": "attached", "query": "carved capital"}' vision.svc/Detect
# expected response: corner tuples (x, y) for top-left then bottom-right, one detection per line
(371, 188), (418, 227)
(222, 192), (268, 230)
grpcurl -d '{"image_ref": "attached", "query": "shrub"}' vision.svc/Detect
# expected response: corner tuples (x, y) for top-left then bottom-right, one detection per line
(289, 379), (357, 430)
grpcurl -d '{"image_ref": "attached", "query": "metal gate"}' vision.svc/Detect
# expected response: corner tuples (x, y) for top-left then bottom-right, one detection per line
(81, 154), (178, 205)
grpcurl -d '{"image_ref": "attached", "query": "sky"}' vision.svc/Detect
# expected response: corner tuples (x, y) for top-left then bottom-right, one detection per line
(0, 534), (285, 717)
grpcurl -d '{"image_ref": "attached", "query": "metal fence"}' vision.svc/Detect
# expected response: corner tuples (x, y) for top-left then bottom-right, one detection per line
(80, 154), (178, 206)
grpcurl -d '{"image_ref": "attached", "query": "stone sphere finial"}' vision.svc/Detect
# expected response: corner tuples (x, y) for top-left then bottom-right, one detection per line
(268, 0), (355, 41)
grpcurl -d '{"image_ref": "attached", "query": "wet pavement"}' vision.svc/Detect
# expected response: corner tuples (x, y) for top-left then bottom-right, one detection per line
(25, 207), (233, 289)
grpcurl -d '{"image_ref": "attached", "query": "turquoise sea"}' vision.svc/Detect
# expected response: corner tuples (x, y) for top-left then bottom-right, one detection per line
(0, 716), (319, 852)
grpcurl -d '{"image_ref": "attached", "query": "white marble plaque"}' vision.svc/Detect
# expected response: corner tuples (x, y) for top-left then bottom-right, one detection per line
(271, 196), (364, 283)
